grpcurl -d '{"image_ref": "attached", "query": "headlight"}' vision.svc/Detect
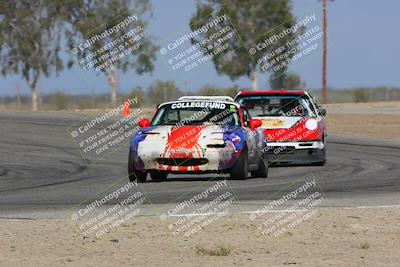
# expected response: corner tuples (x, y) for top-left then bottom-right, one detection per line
(305, 119), (318, 131)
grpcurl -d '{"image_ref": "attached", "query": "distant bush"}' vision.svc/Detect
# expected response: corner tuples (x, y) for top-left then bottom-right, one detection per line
(78, 98), (94, 110)
(48, 92), (70, 110)
(148, 80), (181, 105)
(352, 89), (371, 103)
(197, 85), (240, 98)
(126, 87), (146, 106)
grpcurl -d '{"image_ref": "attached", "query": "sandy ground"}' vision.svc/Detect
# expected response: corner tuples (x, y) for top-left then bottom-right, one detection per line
(325, 101), (400, 140)
(326, 113), (400, 140)
(325, 101), (400, 114)
(0, 208), (399, 267)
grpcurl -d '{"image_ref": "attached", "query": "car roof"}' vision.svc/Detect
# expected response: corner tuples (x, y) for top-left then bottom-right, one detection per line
(236, 89), (306, 96)
(159, 99), (242, 108)
(178, 96), (234, 102)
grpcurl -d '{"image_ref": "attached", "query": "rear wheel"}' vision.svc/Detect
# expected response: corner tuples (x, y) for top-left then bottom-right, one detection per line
(251, 154), (269, 178)
(150, 171), (168, 181)
(229, 149), (248, 180)
(128, 150), (147, 183)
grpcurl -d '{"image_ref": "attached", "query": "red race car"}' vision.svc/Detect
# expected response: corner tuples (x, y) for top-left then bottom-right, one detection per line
(235, 89), (327, 165)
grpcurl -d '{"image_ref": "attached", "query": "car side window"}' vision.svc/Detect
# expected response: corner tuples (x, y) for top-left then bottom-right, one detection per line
(241, 108), (251, 126)
(307, 95), (319, 115)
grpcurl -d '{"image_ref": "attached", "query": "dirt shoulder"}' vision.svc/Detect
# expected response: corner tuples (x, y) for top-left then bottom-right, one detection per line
(1, 208), (399, 267)
(326, 113), (400, 140)
(325, 102), (400, 140)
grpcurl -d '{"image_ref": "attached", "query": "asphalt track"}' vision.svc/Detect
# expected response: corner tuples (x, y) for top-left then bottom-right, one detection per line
(0, 111), (399, 217)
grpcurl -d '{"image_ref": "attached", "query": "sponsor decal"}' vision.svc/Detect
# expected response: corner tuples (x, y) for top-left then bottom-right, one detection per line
(262, 119), (284, 128)
(171, 102), (226, 109)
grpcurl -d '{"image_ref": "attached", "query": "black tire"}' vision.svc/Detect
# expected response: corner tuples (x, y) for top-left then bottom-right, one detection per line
(319, 136), (327, 165)
(150, 171), (168, 181)
(315, 145), (326, 166)
(128, 149), (147, 183)
(315, 147), (326, 166)
(229, 149), (248, 180)
(251, 153), (269, 178)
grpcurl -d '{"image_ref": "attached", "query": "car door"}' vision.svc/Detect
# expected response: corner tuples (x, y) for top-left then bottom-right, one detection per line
(240, 107), (259, 164)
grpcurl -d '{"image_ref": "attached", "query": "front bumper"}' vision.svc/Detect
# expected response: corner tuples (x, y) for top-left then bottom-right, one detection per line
(266, 141), (325, 164)
(136, 145), (240, 172)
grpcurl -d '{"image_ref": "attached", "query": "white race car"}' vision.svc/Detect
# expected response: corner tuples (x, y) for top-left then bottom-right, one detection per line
(128, 96), (269, 182)
(235, 90), (327, 165)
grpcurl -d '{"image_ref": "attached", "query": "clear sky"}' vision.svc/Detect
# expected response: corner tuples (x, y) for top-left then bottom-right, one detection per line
(0, 0), (399, 96)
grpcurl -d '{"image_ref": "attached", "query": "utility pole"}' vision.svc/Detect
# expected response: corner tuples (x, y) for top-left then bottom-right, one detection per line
(322, 0), (328, 104)
(322, 0), (333, 104)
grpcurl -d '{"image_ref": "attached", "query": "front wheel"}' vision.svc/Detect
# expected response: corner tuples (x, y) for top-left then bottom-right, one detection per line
(128, 149), (147, 183)
(314, 145), (326, 166)
(316, 136), (327, 166)
(229, 150), (248, 180)
(251, 153), (269, 178)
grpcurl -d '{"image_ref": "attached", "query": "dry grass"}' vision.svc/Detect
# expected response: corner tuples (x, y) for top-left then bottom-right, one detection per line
(196, 245), (231, 256)
(360, 242), (370, 250)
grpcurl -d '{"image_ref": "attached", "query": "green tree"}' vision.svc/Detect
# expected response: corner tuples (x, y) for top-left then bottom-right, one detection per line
(282, 72), (306, 90)
(66, 0), (158, 107)
(0, 1), (65, 111)
(148, 80), (181, 105)
(190, 0), (301, 91)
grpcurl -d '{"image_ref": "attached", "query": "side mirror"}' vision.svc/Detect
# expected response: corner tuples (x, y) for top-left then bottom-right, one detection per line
(248, 119), (262, 130)
(138, 118), (150, 128)
(318, 107), (327, 116)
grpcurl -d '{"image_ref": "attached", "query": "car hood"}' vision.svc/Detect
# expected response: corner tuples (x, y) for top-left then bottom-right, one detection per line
(143, 125), (225, 150)
(135, 124), (245, 155)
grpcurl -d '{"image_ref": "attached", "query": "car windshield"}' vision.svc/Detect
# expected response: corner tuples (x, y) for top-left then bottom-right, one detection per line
(236, 95), (317, 117)
(151, 101), (241, 126)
